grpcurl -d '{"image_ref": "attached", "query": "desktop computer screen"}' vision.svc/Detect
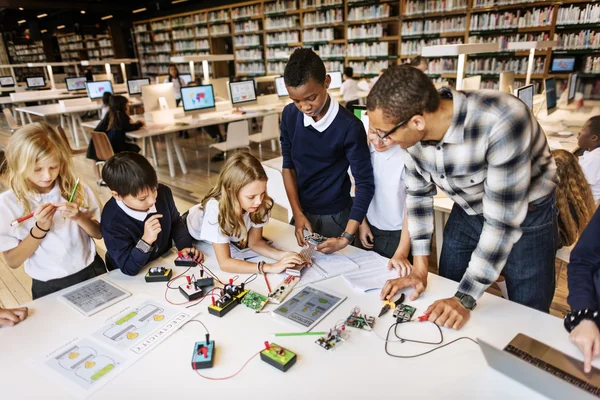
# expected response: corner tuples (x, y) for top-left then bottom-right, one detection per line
(26, 76), (46, 89)
(127, 78), (151, 95)
(181, 85), (216, 112)
(567, 73), (578, 104)
(328, 71), (342, 90)
(65, 77), (87, 91)
(517, 84), (534, 111)
(551, 57), (576, 73)
(0, 76), (15, 87)
(86, 80), (113, 100)
(180, 74), (192, 85)
(229, 80), (257, 105)
(142, 82), (176, 112)
(544, 78), (557, 116)
(275, 77), (289, 97)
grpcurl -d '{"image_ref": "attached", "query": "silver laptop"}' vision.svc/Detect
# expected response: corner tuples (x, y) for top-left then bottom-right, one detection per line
(479, 333), (600, 399)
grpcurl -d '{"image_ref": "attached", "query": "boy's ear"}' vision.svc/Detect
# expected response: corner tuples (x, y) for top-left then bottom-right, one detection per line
(592, 133), (600, 142)
(110, 190), (121, 200)
(324, 74), (331, 90)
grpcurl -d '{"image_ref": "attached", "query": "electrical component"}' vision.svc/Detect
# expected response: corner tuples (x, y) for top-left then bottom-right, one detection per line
(208, 279), (248, 317)
(315, 322), (349, 350)
(241, 290), (268, 312)
(179, 273), (214, 301)
(260, 341), (297, 372)
(191, 334), (215, 370)
(268, 275), (299, 304)
(175, 251), (198, 267)
(145, 266), (172, 283)
(393, 304), (416, 323)
(345, 307), (375, 331)
(304, 231), (327, 246)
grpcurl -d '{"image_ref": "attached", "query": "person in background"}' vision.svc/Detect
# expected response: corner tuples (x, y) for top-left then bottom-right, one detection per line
(578, 116), (600, 203)
(409, 56), (428, 72)
(85, 67), (93, 82)
(164, 64), (188, 138)
(101, 92), (112, 119)
(340, 66), (360, 112)
(552, 149), (596, 248)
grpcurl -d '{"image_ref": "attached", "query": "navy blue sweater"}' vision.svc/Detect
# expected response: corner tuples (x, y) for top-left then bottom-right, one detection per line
(567, 207), (600, 311)
(280, 101), (374, 222)
(101, 184), (192, 276)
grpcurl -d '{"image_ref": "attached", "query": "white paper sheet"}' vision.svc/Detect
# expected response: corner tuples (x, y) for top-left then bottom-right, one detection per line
(342, 250), (397, 292)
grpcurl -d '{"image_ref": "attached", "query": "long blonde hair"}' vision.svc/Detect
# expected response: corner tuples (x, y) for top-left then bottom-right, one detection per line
(201, 152), (273, 248)
(552, 149), (597, 247)
(5, 122), (84, 214)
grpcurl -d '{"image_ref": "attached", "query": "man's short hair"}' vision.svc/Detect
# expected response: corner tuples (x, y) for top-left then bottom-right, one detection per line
(344, 66), (353, 78)
(409, 56), (428, 67)
(102, 152), (158, 197)
(283, 48), (326, 87)
(367, 65), (440, 124)
(587, 115), (600, 136)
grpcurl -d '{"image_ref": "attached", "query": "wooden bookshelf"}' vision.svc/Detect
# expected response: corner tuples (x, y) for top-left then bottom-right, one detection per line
(57, 31), (118, 77)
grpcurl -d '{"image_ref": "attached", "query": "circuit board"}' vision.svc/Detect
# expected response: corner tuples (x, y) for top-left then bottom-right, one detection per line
(393, 304), (416, 323)
(241, 290), (268, 312)
(315, 331), (345, 350)
(345, 312), (375, 331)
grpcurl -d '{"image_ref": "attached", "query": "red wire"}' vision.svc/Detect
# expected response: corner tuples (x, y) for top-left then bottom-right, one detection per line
(194, 349), (263, 380)
(264, 273), (272, 293)
(164, 268), (223, 306)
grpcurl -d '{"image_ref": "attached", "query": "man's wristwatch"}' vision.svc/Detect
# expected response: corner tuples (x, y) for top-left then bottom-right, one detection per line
(340, 231), (355, 243)
(454, 291), (477, 310)
(136, 239), (154, 254)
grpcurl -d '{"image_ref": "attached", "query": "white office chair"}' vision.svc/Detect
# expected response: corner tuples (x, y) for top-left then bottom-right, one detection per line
(208, 120), (250, 174)
(3, 108), (20, 133)
(249, 113), (280, 160)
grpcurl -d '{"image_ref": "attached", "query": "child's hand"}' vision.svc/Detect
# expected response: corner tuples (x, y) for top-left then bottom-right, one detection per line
(266, 253), (305, 274)
(55, 202), (81, 220)
(34, 204), (57, 231)
(359, 222), (374, 249)
(180, 247), (204, 264)
(570, 320), (600, 373)
(142, 214), (163, 245)
(0, 307), (28, 327)
(293, 213), (312, 247)
(388, 255), (413, 278)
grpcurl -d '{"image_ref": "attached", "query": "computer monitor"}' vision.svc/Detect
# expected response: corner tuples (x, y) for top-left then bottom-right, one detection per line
(462, 75), (481, 90)
(275, 77), (289, 97)
(180, 85), (216, 115)
(65, 77), (87, 91)
(127, 78), (151, 95)
(551, 57), (576, 73)
(211, 77), (230, 100)
(228, 79), (257, 106)
(0, 76), (15, 87)
(141, 82), (176, 112)
(86, 80), (113, 100)
(544, 78), (557, 116)
(328, 71), (342, 90)
(517, 84), (534, 111)
(499, 72), (515, 94)
(567, 73), (578, 105)
(180, 74), (192, 85)
(26, 76), (46, 89)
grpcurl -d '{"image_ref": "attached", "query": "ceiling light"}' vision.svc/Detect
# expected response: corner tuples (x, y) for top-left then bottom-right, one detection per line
(101, 15), (113, 20)
(18, 7), (23, 10)
(80, 10), (86, 14)
(41, 29), (47, 33)
(18, 19), (26, 24)
(37, 13), (48, 18)
(132, 7), (147, 13)
(57, 25), (65, 29)
(172, 0), (189, 4)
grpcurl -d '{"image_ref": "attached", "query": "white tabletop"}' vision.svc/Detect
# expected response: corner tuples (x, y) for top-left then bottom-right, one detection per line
(7, 84), (128, 105)
(16, 97), (142, 117)
(0, 219), (579, 399)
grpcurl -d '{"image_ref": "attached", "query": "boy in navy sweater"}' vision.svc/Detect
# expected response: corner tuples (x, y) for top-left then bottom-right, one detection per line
(281, 48), (374, 254)
(101, 152), (203, 275)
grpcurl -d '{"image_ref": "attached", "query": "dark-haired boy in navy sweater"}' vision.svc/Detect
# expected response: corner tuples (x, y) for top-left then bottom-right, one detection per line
(100, 152), (203, 275)
(281, 49), (374, 254)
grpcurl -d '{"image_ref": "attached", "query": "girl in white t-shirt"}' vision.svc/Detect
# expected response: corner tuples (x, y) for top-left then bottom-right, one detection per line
(0, 123), (105, 299)
(187, 152), (304, 274)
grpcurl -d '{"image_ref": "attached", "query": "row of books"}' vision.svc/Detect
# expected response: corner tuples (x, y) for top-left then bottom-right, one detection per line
(469, 7), (554, 31)
(267, 61), (286, 74)
(265, 16), (300, 30)
(347, 42), (389, 57)
(231, 4), (261, 20)
(238, 62), (266, 74)
(234, 20), (261, 34)
(303, 0), (342, 8)
(467, 32), (550, 49)
(266, 32), (300, 45)
(465, 56), (546, 75)
(402, 17), (466, 36)
(303, 28), (335, 42)
(235, 49), (263, 61)
(265, 0), (297, 14)
(555, 30), (600, 50)
(584, 56), (600, 73)
(404, 0), (467, 15)
(401, 38), (463, 56)
(347, 24), (385, 40)
(173, 40), (209, 51)
(557, 4), (600, 25)
(234, 35), (262, 47)
(303, 9), (343, 26)
(348, 5), (390, 22)
(348, 60), (389, 75)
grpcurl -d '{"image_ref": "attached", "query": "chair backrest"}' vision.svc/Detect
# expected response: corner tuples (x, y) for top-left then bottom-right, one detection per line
(225, 120), (250, 149)
(59, 97), (92, 108)
(261, 113), (280, 140)
(3, 108), (19, 131)
(91, 131), (115, 161)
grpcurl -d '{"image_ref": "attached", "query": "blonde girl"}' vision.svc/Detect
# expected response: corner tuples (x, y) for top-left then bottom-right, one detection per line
(187, 152), (303, 273)
(552, 149), (597, 248)
(0, 122), (105, 299)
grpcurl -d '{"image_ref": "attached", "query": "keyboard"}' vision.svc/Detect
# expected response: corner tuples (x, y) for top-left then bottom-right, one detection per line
(505, 344), (600, 397)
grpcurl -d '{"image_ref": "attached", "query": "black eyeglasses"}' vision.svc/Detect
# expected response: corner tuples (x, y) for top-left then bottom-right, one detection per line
(369, 115), (418, 142)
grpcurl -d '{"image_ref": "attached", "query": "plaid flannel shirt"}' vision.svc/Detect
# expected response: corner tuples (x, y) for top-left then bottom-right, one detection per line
(405, 87), (557, 299)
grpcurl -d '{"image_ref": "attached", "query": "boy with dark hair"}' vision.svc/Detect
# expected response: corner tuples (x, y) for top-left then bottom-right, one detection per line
(369, 65), (558, 329)
(578, 116), (600, 203)
(101, 152), (203, 275)
(281, 48), (374, 254)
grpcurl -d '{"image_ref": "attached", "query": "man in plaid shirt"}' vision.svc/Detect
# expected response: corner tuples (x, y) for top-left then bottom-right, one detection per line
(367, 66), (558, 330)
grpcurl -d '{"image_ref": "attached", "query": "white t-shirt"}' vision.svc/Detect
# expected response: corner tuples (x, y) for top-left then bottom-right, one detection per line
(340, 79), (359, 102)
(163, 76), (184, 100)
(366, 142), (408, 231)
(186, 198), (268, 245)
(579, 147), (600, 203)
(0, 182), (101, 281)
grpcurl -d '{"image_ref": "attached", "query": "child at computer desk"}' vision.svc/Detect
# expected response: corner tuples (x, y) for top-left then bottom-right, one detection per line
(100, 152), (203, 275)
(577, 116), (600, 203)
(187, 152), (304, 274)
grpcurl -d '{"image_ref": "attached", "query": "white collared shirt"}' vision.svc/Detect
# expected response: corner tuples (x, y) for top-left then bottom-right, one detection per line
(303, 95), (339, 133)
(366, 142), (407, 231)
(580, 147), (600, 203)
(340, 79), (359, 102)
(186, 198), (268, 244)
(0, 183), (101, 281)
(116, 200), (157, 222)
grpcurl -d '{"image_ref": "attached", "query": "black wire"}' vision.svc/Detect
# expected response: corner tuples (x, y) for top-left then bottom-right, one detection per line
(180, 319), (210, 335)
(167, 267), (191, 289)
(384, 322), (478, 359)
(199, 263), (226, 285)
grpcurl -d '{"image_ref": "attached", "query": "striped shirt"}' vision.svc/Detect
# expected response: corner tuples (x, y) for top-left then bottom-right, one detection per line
(405, 87), (557, 299)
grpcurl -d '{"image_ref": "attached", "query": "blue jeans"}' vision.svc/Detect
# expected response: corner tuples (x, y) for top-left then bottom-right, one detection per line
(439, 195), (558, 313)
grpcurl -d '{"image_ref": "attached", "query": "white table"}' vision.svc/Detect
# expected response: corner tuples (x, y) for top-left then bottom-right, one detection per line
(0, 220), (579, 399)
